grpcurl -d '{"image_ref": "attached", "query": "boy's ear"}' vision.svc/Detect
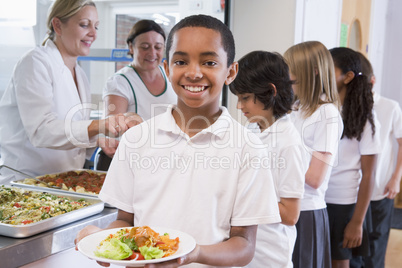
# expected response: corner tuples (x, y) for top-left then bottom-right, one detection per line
(344, 70), (355, 84)
(269, 83), (277, 96)
(224, 62), (239, 85)
(163, 60), (171, 81)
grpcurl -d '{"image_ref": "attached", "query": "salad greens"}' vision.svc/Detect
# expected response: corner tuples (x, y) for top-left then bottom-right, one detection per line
(93, 227), (180, 262)
(94, 238), (132, 260)
(120, 236), (138, 251)
(139, 246), (164, 260)
(94, 236), (164, 261)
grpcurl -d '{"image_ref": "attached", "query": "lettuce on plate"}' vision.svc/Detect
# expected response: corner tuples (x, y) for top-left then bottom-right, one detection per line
(139, 246), (164, 260)
(94, 238), (133, 260)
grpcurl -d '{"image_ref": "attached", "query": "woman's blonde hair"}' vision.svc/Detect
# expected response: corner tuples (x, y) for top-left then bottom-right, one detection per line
(42, 0), (96, 45)
(284, 41), (339, 118)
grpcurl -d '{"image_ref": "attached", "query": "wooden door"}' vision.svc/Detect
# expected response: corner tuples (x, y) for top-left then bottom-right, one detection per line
(340, 0), (372, 57)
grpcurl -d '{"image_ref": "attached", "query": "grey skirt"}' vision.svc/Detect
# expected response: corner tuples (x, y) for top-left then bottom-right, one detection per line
(292, 208), (332, 268)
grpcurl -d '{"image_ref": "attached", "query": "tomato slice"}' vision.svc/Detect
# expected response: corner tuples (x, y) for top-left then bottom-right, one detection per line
(125, 252), (145, 261)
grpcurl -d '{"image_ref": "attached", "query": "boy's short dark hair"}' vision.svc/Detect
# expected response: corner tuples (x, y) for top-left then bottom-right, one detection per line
(165, 14), (235, 67)
(229, 51), (294, 119)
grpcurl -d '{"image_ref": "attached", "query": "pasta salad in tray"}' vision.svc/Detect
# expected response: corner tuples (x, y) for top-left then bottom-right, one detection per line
(0, 185), (92, 225)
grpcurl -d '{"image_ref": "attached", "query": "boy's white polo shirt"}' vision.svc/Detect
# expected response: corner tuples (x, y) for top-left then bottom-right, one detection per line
(371, 92), (402, 200)
(100, 106), (281, 256)
(246, 115), (306, 268)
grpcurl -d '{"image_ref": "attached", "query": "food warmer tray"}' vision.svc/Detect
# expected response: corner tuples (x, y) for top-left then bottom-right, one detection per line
(8, 169), (106, 199)
(0, 185), (104, 238)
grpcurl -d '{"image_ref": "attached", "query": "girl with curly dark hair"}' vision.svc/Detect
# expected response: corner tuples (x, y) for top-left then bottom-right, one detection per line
(229, 50), (306, 267)
(326, 47), (382, 268)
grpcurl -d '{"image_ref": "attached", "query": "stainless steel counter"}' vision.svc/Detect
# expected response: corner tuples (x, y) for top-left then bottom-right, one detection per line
(0, 208), (117, 268)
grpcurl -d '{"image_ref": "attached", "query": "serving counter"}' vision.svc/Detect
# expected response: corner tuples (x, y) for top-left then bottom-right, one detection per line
(0, 207), (117, 267)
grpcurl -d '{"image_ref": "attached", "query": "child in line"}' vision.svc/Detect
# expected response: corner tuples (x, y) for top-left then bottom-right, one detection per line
(283, 41), (344, 268)
(75, 14), (281, 268)
(352, 52), (402, 268)
(326, 47), (381, 268)
(229, 50), (306, 268)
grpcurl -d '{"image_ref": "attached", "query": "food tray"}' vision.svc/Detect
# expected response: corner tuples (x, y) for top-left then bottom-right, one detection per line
(9, 169), (106, 199)
(0, 185), (104, 238)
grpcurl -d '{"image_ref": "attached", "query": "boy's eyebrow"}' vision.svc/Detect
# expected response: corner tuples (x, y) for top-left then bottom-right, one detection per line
(200, 51), (220, 58)
(172, 51), (188, 57)
(172, 51), (220, 58)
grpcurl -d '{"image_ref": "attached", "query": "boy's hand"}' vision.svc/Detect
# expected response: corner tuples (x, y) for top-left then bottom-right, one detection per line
(74, 225), (111, 267)
(74, 225), (102, 250)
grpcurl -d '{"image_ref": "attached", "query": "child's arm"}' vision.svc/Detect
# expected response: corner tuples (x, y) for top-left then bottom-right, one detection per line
(278, 198), (301, 225)
(384, 137), (402, 199)
(146, 225), (258, 267)
(343, 154), (377, 249)
(305, 151), (332, 189)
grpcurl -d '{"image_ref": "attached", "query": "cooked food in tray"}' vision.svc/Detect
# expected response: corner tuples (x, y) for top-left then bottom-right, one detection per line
(94, 226), (180, 261)
(17, 170), (106, 195)
(0, 185), (92, 225)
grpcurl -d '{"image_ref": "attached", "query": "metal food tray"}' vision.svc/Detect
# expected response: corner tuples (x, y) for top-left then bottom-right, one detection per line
(0, 185), (104, 238)
(9, 169), (106, 199)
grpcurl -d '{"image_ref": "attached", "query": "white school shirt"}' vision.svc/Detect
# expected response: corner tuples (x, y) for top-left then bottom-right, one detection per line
(99, 106), (281, 268)
(291, 103), (343, 211)
(0, 40), (96, 176)
(326, 113), (382, 204)
(103, 65), (176, 120)
(246, 115), (306, 268)
(371, 92), (402, 200)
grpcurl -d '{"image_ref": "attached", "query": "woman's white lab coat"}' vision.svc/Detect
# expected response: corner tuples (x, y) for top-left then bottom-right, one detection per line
(0, 40), (97, 176)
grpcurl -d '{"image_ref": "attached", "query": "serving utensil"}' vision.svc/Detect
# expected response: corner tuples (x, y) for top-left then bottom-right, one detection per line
(0, 165), (61, 189)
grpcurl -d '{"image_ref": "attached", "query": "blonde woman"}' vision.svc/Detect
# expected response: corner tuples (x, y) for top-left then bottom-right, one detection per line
(0, 0), (136, 176)
(284, 41), (344, 268)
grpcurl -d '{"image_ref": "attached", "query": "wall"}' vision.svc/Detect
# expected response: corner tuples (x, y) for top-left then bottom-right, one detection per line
(367, 0), (388, 95)
(179, 0), (224, 21)
(228, 0), (342, 122)
(379, 0), (402, 103)
(228, 0), (297, 121)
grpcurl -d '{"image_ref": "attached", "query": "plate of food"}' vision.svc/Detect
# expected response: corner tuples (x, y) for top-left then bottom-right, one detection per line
(77, 226), (196, 267)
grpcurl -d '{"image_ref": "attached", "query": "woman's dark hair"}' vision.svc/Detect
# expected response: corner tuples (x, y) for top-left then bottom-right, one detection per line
(165, 14), (235, 67)
(330, 47), (375, 140)
(126, 20), (166, 56)
(229, 50), (294, 119)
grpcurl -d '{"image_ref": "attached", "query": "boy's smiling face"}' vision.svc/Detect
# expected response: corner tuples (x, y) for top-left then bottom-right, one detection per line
(164, 26), (238, 112)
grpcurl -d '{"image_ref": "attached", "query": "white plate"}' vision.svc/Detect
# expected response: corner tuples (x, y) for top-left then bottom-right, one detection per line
(77, 227), (196, 267)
